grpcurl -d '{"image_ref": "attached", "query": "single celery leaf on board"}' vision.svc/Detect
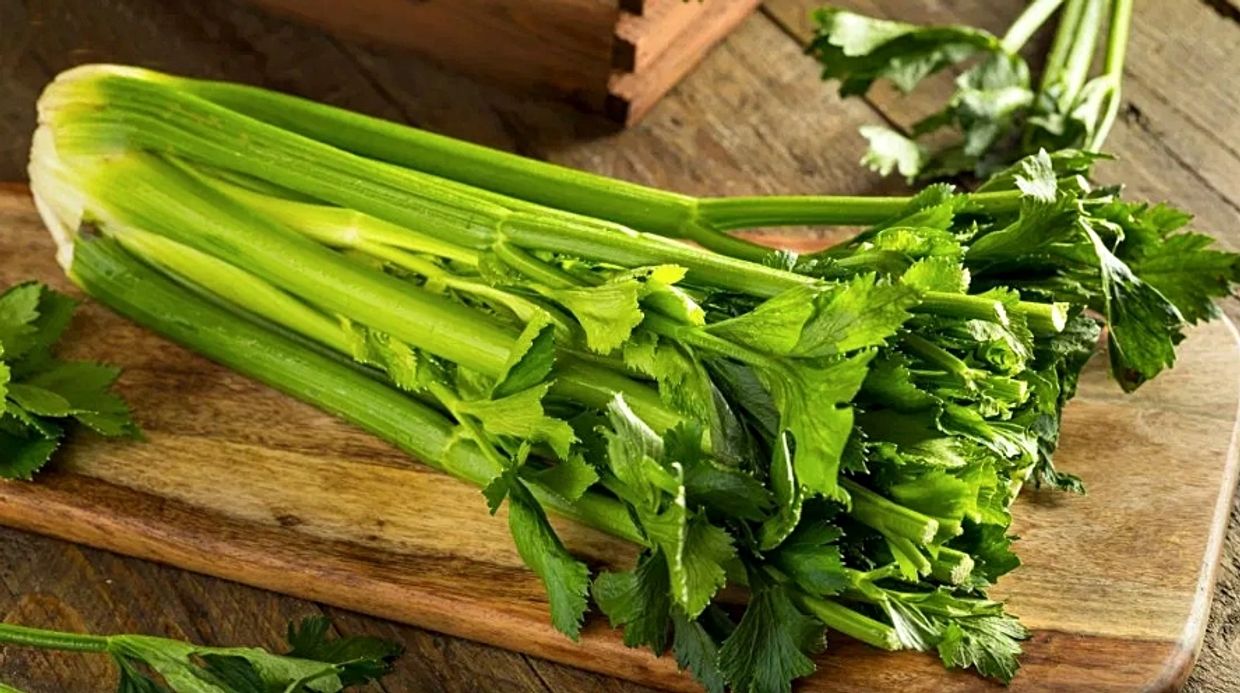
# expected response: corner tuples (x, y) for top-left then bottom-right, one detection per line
(0, 282), (139, 480)
(0, 616), (400, 692)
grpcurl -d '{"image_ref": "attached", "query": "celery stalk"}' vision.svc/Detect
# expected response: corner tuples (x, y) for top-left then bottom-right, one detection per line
(68, 233), (647, 545)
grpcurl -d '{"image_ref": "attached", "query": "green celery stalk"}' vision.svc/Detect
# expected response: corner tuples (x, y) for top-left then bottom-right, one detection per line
(34, 141), (679, 430)
(40, 66), (1064, 342)
(999, 0), (1066, 54)
(147, 68), (1030, 239)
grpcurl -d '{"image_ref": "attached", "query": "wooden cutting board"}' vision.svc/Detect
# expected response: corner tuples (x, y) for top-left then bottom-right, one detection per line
(1, 183), (1237, 692)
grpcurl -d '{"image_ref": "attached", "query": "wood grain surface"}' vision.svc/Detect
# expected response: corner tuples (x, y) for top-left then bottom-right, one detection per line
(1, 0), (1238, 690)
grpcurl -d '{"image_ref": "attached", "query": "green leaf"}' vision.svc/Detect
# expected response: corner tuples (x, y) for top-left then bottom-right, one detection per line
(547, 265), (684, 354)
(8, 287), (79, 377)
(1129, 232), (1240, 324)
(1088, 226), (1184, 391)
(706, 285), (816, 356)
(936, 615), (1027, 684)
(708, 275), (918, 359)
(3, 400), (64, 440)
(873, 183), (963, 232)
(764, 352), (875, 502)
(456, 382), (576, 458)
(718, 580), (823, 693)
(665, 421), (771, 521)
(504, 478), (591, 639)
(114, 656), (169, 693)
(341, 318), (422, 392)
(811, 8), (1000, 96)
(601, 395), (670, 509)
(758, 432), (802, 550)
(526, 453), (599, 503)
(622, 329), (715, 423)
(197, 655), (265, 693)
(493, 316), (557, 399)
(671, 608), (731, 693)
(791, 275), (920, 358)
(642, 502), (735, 620)
(0, 283), (44, 359)
(23, 361), (139, 437)
(889, 469), (975, 524)
(1011, 149), (1057, 203)
(952, 524), (1021, 585)
(771, 520), (848, 597)
(860, 126), (927, 181)
(860, 353), (939, 412)
(874, 588), (1027, 684)
(0, 430), (61, 480)
(8, 383), (73, 417)
(901, 256), (969, 294)
(284, 615), (402, 687)
(0, 362), (9, 417)
(593, 549), (672, 653)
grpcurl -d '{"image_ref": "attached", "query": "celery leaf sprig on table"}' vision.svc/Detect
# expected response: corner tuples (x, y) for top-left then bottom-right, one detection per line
(0, 616), (400, 692)
(28, 65), (1240, 692)
(0, 281), (139, 479)
(810, 0), (1134, 180)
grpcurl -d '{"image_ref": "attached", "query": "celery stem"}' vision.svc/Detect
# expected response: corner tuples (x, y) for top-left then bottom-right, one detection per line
(843, 479), (939, 546)
(930, 547), (976, 585)
(0, 624), (109, 653)
(1040, 0), (1088, 93)
(793, 592), (902, 651)
(1001, 0), (1066, 54)
(916, 292), (1008, 325)
(1058, 0), (1107, 107)
(1087, 0), (1133, 151)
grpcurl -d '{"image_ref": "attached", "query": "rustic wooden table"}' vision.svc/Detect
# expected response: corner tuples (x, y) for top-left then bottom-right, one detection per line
(1, 0), (1237, 691)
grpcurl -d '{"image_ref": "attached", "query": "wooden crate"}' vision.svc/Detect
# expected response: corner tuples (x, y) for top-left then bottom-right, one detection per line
(238, 0), (762, 124)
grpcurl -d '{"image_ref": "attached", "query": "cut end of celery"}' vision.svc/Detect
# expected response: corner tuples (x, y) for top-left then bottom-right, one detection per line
(28, 126), (81, 272)
(948, 554), (975, 585)
(1048, 302), (1070, 332)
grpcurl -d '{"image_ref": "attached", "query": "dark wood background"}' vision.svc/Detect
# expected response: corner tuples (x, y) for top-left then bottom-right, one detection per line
(1, 0), (1237, 691)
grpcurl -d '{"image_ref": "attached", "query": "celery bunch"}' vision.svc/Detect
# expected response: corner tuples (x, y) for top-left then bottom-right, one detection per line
(29, 65), (1238, 692)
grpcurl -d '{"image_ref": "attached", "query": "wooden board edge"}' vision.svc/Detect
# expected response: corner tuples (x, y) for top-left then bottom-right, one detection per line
(0, 472), (703, 692)
(605, 0), (762, 125)
(1151, 317), (1240, 691)
(0, 470), (1205, 692)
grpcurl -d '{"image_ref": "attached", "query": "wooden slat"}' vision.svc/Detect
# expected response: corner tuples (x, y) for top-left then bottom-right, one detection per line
(241, 0), (620, 108)
(612, 0), (704, 73)
(606, 0), (763, 123)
